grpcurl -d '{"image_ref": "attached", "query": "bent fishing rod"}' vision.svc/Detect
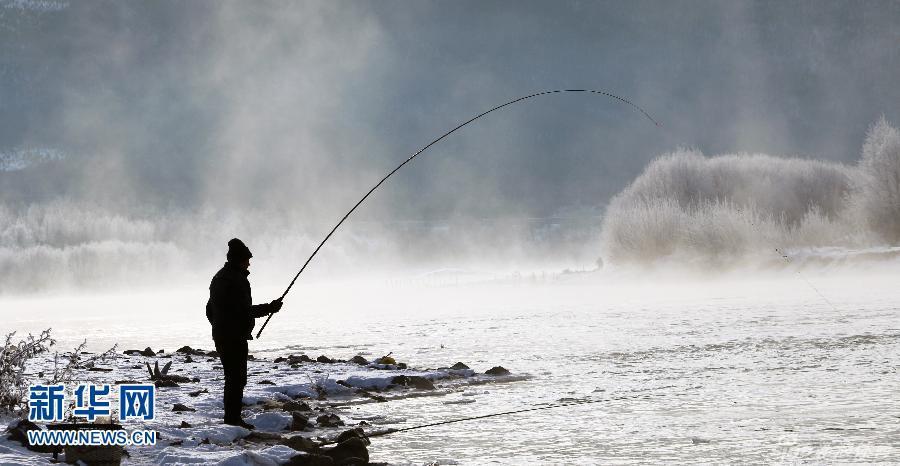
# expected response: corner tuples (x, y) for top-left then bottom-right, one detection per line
(257, 89), (660, 338)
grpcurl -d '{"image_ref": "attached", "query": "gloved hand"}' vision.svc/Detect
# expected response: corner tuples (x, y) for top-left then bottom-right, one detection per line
(268, 299), (283, 314)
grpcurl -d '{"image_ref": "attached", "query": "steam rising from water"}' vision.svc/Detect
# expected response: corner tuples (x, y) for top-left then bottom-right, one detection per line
(2, 1), (900, 293)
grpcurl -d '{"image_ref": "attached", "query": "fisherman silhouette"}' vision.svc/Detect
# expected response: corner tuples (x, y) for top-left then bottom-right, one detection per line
(206, 238), (283, 429)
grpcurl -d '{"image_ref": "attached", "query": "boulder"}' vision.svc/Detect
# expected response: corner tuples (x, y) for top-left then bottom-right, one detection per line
(287, 354), (314, 364)
(245, 431), (284, 443)
(316, 413), (344, 428)
(283, 400), (312, 412)
(274, 357), (287, 363)
(124, 347), (156, 357)
(176, 345), (197, 355)
(349, 355), (368, 365)
(179, 421), (191, 428)
(281, 434), (319, 453)
(390, 375), (435, 390)
(450, 362), (470, 370)
(290, 412), (309, 431)
(316, 355), (334, 364)
(335, 428), (369, 445)
(322, 437), (369, 465)
(7, 419), (39, 449)
(155, 379), (179, 388)
(485, 366), (510, 376)
(207, 350), (219, 358)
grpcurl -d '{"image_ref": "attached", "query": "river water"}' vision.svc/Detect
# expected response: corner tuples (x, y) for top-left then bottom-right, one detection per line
(4, 268), (900, 464)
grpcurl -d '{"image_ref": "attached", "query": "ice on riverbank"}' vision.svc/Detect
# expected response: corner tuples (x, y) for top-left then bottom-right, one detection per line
(1, 346), (526, 465)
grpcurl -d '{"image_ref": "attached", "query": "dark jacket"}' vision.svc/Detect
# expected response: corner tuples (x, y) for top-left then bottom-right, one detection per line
(206, 262), (272, 341)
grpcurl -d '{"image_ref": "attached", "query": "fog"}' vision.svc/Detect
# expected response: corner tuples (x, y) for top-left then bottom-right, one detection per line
(2, 1), (900, 294)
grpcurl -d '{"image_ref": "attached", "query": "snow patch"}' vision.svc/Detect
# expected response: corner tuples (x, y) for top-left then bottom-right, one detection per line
(247, 412), (291, 432)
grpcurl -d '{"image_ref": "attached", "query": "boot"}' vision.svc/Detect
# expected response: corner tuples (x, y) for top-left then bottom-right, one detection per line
(224, 417), (256, 430)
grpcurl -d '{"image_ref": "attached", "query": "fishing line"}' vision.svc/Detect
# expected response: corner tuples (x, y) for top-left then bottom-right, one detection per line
(318, 388), (673, 446)
(256, 89), (660, 338)
(774, 247), (838, 311)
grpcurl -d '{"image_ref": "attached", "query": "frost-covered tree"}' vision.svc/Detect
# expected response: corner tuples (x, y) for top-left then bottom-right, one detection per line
(854, 117), (900, 244)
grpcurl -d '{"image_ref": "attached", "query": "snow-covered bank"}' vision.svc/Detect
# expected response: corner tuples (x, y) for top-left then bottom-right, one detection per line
(1, 346), (525, 465)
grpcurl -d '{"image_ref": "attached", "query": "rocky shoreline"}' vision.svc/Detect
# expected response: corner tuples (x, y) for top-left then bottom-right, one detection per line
(3, 344), (524, 465)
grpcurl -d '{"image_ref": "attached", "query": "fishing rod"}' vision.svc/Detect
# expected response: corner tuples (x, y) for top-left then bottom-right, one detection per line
(256, 89), (660, 338)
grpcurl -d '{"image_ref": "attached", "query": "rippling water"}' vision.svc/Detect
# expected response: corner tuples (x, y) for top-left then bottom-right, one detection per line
(5, 269), (900, 464)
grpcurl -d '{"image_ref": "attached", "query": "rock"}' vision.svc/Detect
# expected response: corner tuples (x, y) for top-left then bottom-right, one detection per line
(286, 453), (334, 466)
(156, 349), (165, 354)
(287, 354), (314, 364)
(7, 420), (54, 454)
(349, 355), (368, 365)
(172, 403), (196, 412)
(283, 400), (312, 412)
(450, 362), (469, 370)
(185, 355), (194, 363)
(376, 356), (396, 365)
(396, 362), (408, 369)
(247, 354), (256, 360)
(390, 375), (435, 390)
(281, 435), (319, 453)
(187, 388), (208, 397)
(485, 366), (510, 376)
(316, 413), (344, 428)
(260, 399), (285, 410)
(316, 355), (334, 364)
(274, 357), (287, 363)
(258, 380), (276, 385)
(155, 379), (179, 388)
(176, 345), (195, 354)
(322, 437), (369, 465)
(123, 349), (142, 355)
(290, 412), (309, 431)
(246, 431), (284, 443)
(7, 419), (38, 446)
(179, 421), (191, 428)
(140, 347), (156, 356)
(114, 379), (143, 385)
(335, 428), (369, 445)
(207, 350), (219, 358)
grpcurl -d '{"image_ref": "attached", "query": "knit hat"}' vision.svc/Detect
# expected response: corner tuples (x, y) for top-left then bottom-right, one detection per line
(226, 238), (253, 262)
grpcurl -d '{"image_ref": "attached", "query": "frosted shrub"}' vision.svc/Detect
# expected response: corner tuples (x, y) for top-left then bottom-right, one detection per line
(0, 330), (54, 415)
(0, 329), (117, 417)
(600, 149), (856, 264)
(852, 118), (900, 244)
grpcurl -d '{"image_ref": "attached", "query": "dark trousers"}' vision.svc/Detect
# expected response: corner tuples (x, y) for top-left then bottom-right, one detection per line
(214, 338), (248, 421)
